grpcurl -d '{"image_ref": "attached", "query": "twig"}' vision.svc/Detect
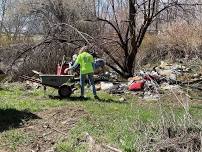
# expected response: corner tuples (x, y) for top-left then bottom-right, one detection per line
(45, 125), (67, 136)
(200, 132), (202, 152)
(42, 131), (53, 137)
(59, 23), (93, 45)
(0, 143), (10, 147)
(49, 127), (67, 136)
(85, 133), (96, 151)
(182, 79), (202, 85)
(102, 144), (122, 152)
(9, 38), (51, 72)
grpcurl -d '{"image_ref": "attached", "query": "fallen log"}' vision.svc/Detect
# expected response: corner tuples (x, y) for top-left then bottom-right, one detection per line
(182, 79), (202, 85)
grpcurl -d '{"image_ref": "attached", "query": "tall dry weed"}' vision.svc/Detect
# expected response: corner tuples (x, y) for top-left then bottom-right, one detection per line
(137, 21), (202, 67)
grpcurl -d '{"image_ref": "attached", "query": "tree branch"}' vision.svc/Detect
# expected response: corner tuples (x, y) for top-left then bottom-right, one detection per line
(105, 62), (124, 77)
(86, 18), (125, 47)
(101, 47), (125, 72)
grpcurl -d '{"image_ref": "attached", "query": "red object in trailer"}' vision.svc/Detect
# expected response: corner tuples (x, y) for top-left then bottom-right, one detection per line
(56, 64), (69, 75)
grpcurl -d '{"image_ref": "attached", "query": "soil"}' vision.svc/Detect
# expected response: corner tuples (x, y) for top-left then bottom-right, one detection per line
(1, 106), (88, 152)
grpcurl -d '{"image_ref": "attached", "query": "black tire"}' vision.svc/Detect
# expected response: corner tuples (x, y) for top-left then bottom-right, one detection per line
(58, 85), (72, 98)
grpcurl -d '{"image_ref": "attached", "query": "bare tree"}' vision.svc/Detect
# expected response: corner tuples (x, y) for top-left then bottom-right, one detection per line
(89, 0), (202, 78)
(5, 0), (99, 78)
(0, 0), (7, 35)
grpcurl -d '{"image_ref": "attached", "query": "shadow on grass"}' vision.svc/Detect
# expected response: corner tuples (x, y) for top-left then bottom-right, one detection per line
(48, 95), (91, 101)
(0, 108), (41, 132)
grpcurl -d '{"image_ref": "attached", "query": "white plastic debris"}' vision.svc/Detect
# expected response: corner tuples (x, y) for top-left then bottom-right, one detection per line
(100, 82), (114, 90)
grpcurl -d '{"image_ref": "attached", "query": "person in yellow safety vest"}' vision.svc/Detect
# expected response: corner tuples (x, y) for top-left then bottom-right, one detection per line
(65, 46), (99, 100)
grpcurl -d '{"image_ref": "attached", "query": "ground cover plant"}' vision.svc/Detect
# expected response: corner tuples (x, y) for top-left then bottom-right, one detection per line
(0, 83), (201, 152)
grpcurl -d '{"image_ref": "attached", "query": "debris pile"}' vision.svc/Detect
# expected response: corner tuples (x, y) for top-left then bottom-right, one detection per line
(96, 60), (202, 100)
(99, 82), (127, 94)
(19, 59), (202, 100)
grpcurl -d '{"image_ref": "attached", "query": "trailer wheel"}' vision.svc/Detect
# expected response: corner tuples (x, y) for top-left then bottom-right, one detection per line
(58, 85), (72, 98)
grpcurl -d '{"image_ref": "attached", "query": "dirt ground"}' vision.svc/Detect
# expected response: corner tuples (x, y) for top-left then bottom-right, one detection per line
(1, 106), (88, 152)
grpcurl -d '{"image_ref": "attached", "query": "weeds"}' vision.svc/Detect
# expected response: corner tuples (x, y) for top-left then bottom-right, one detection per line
(137, 21), (202, 67)
(0, 83), (201, 151)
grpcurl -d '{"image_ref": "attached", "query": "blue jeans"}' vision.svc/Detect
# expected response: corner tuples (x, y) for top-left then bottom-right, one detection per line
(80, 73), (96, 97)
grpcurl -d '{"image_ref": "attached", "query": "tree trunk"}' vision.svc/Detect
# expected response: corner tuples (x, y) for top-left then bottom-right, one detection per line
(0, 0), (7, 37)
(124, 0), (137, 77)
(155, 0), (160, 34)
(125, 47), (138, 77)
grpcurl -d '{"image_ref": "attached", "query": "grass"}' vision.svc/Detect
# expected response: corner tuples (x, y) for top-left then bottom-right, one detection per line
(0, 130), (34, 151)
(0, 82), (201, 152)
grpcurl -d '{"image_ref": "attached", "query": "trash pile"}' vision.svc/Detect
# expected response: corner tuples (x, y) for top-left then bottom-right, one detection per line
(17, 58), (202, 101)
(96, 60), (202, 100)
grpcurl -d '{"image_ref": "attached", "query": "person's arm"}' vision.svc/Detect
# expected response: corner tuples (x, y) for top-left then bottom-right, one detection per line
(64, 55), (80, 73)
(64, 62), (78, 74)
(70, 62), (79, 70)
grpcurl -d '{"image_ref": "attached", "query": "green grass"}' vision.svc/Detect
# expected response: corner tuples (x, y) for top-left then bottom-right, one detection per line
(0, 130), (34, 151)
(0, 83), (67, 111)
(0, 83), (201, 152)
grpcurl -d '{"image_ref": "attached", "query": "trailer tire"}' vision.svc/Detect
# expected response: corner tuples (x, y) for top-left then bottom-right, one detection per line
(58, 85), (72, 98)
